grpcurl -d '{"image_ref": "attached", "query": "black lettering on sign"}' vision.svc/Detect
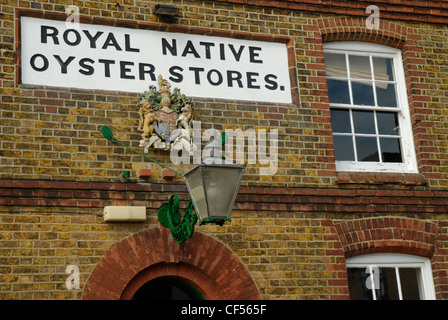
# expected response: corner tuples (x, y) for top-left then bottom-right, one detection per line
(219, 43), (226, 61)
(125, 34), (140, 52)
(120, 61), (134, 79)
(227, 70), (243, 88)
(41, 26), (59, 45)
(228, 44), (244, 62)
(139, 63), (155, 81)
(98, 59), (115, 77)
(189, 67), (204, 84)
(102, 33), (122, 51)
(199, 42), (215, 59)
(249, 47), (262, 63)
(79, 58), (95, 75)
(207, 69), (223, 86)
(30, 54), (49, 71)
(63, 29), (81, 46)
(246, 72), (260, 89)
(264, 74), (278, 90)
(160, 38), (265, 64)
(169, 66), (183, 83)
(39, 25), (140, 52)
(53, 55), (75, 73)
(182, 41), (200, 58)
(82, 30), (104, 49)
(162, 38), (177, 56)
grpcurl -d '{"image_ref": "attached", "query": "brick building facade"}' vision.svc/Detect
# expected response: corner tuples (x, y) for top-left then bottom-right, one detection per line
(1, 0), (448, 300)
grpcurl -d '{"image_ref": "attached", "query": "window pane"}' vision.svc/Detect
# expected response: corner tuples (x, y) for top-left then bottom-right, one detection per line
(353, 110), (375, 134)
(347, 267), (399, 300)
(376, 83), (397, 108)
(373, 57), (394, 81)
(324, 53), (347, 78)
(349, 55), (371, 80)
(352, 81), (375, 106)
(333, 136), (355, 161)
(381, 268), (400, 300)
(377, 112), (399, 135)
(399, 268), (421, 300)
(356, 137), (379, 161)
(331, 109), (351, 133)
(327, 79), (350, 104)
(347, 268), (369, 300)
(380, 138), (402, 163)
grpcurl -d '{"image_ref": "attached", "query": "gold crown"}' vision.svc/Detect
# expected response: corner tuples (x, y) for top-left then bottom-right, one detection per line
(158, 75), (171, 96)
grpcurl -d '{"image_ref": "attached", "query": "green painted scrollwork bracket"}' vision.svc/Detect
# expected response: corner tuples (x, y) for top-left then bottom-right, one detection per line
(158, 195), (198, 243)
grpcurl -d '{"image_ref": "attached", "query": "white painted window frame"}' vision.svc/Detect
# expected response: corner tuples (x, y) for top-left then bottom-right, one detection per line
(324, 42), (418, 173)
(346, 253), (436, 300)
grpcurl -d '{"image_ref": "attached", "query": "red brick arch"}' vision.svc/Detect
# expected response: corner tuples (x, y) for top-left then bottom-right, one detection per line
(317, 17), (409, 48)
(82, 227), (260, 300)
(334, 217), (438, 258)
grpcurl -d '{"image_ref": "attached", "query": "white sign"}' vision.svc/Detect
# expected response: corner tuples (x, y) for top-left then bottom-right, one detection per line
(20, 17), (292, 104)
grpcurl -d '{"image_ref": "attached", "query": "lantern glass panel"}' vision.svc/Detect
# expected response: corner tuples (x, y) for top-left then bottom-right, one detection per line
(202, 166), (244, 219)
(184, 167), (208, 220)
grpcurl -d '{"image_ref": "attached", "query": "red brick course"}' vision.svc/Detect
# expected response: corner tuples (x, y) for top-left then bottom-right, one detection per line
(3, 179), (448, 214)
(213, 0), (448, 25)
(2, 179), (448, 215)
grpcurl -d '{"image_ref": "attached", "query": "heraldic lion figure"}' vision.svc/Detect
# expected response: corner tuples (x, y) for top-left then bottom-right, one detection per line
(138, 99), (161, 141)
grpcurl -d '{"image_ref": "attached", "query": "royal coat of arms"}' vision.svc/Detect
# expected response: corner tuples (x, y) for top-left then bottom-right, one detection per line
(137, 75), (193, 153)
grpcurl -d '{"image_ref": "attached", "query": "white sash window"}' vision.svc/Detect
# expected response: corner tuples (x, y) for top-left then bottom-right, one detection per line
(346, 253), (436, 300)
(324, 42), (418, 173)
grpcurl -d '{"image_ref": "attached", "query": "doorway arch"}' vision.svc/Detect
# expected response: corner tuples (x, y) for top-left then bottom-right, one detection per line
(82, 226), (260, 300)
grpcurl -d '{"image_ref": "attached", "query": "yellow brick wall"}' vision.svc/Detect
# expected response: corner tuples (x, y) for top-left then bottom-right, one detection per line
(1, 1), (446, 188)
(1, 0), (448, 300)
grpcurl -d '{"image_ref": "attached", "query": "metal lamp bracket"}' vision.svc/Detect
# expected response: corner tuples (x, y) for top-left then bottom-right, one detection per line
(101, 125), (237, 242)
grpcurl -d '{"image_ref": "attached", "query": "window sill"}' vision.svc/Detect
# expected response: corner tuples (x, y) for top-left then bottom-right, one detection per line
(336, 171), (427, 186)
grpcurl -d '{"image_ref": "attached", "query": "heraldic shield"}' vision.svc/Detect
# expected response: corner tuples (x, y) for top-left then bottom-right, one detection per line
(154, 107), (179, 143)
(138, 75), (193, 153)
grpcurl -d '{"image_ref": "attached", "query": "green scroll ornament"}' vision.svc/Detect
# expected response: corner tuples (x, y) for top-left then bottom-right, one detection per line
(157, 195), (198, 243)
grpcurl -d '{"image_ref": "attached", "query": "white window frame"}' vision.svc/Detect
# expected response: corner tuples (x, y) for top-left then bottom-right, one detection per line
(324, 42), (418, 173)
(346, 253), (436, 300)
